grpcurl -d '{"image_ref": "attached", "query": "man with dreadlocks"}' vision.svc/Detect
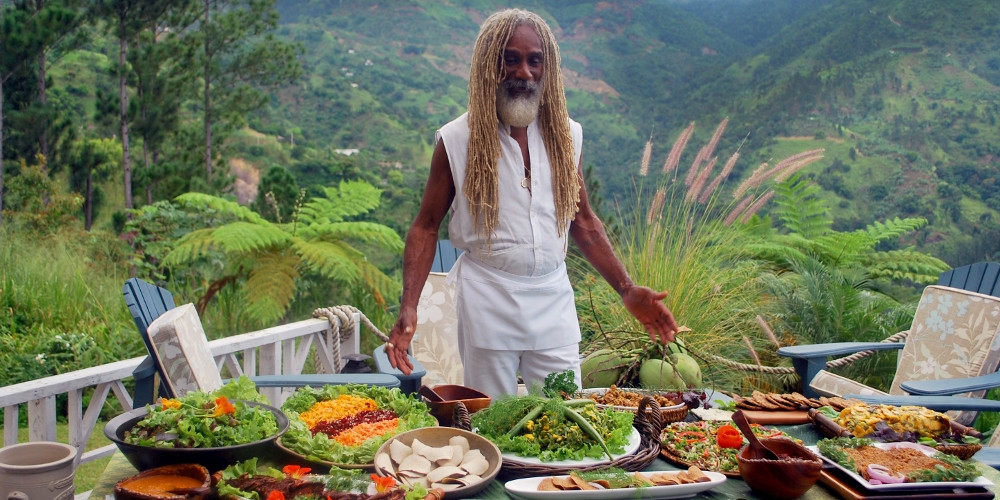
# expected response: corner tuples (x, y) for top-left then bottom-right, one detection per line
(385, 8), (679, 397)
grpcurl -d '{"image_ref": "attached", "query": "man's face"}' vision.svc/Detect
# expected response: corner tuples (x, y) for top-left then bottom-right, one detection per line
(496, 24), (543, 127)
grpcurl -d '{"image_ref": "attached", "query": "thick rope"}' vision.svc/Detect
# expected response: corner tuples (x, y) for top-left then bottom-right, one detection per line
(312, 305), (390, 373)
(824, 329), (910, 368)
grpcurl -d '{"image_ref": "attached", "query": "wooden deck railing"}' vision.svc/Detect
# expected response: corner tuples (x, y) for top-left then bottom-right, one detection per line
(0, 314), (363, 498)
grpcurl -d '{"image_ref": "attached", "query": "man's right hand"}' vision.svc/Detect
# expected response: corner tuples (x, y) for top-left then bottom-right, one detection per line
(386, 308), (417, 375)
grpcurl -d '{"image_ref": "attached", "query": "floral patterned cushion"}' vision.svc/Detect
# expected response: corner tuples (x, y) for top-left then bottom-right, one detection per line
(811, 286), (1000, 425)
(411, 273), (463, 387)
(146, 303), (224, 397)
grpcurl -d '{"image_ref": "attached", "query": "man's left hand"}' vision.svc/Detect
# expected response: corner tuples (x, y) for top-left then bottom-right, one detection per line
(622, 286), (679, 343)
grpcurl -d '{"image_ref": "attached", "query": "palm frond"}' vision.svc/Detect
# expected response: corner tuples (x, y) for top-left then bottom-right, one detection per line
(212, 222), (293, 254)
(297, 180), (384, 225)
(244, 253), (301, 324)
(771, 175), (830, 239)
(175, 192), (269, 224)
(864, 250), (950, 284)
(163, 227), (221, 265)
(866, 217), (928, 243)
(298, 222), (405, 252)
(292, 239), (364, 283)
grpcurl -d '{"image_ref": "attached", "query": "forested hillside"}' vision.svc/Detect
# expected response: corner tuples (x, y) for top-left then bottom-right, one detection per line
(2, 0), (997, 267)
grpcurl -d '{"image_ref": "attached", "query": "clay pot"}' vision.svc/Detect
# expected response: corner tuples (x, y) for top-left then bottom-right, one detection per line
(0, 441), (77, 500)
(737, 437), (823, 499)
(114, 463), (211, 500)
(422, 385), (491, 426)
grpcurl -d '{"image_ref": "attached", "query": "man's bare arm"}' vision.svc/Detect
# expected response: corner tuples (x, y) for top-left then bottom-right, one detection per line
(386, 140), (455, 374)
(568, 160), (679, 343)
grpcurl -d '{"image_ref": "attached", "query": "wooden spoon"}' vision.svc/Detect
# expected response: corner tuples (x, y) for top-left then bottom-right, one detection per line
(733, 410), (781, 460)
(418, 385), (445, 402)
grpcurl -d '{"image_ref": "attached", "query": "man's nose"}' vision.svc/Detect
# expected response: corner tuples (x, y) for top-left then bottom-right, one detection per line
(512, 61), (534, 81)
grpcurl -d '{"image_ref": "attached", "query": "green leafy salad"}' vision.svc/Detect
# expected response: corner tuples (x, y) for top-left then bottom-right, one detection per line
(471, 395), (634, 462)
(279, 384), (436, 465)
(125, 377), (279, 448)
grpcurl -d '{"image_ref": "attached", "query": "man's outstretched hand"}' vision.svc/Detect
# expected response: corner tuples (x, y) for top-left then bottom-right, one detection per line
(386, 309), (416, 375)
(621, 286), (680, 343)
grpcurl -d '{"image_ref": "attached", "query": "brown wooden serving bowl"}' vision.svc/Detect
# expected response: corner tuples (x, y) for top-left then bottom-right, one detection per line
(114, 463), (211, 500)
(423, 385), (491, 426)
(737, 437), (822, 499)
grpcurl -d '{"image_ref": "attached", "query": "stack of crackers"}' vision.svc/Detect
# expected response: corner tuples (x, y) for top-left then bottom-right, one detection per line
(537, 467), (711, 491)
(734, 391), (864, 411)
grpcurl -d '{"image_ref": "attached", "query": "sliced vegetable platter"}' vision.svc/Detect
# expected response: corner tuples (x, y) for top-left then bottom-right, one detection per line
(659, 420), (801, 476)
(279, 384), (437, 468)
(811, 437), (992, 492)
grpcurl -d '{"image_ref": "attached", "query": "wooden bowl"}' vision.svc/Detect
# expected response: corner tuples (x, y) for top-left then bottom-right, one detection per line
(114, 463), (211, 500)
(373, 426), (502, 499)
(423, 385), (491, 427)
(736, 437), (822, 499)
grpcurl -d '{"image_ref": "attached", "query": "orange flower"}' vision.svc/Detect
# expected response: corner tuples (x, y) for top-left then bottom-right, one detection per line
(370, 473), (396, 493)
(159, 398), (182, 410)
(282, 464), (312, 479)
(210, 396), (236, 417)
(266, 491), (285, 500)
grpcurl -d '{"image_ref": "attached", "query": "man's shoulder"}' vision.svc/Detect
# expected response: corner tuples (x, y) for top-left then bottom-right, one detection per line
(439, 112), (470, 133)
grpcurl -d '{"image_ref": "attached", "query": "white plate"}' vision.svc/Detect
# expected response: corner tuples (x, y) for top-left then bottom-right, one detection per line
(808, 444), (994, 491)
(502, 428), (641, 466)
(504, 470), (727, 499)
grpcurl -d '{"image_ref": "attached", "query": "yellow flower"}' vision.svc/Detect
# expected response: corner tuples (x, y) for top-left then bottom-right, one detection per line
(160, 398), (182, 410)
(524, 434), (535, 441)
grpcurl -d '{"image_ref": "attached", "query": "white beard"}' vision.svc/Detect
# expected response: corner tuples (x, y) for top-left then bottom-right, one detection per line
(496, 80), (542, 127)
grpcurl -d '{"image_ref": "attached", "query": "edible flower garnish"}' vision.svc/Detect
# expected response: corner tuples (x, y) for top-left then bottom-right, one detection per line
(160, 398), (182, 410)
(370, 473), (396, 492)
(266, 492), (285, 500)
(716, 425), (743, 449)
(282, 464), (311, 479)
(208, 396), (236, 417)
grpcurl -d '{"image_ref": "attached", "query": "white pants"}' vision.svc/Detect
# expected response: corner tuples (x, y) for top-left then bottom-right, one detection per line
(459, 341), (582, 398)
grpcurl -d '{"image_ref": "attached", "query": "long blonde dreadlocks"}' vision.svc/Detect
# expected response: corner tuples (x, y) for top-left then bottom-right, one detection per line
(466, 9), (581, 243)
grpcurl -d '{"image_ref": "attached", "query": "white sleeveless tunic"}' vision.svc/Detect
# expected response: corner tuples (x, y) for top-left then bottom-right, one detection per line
(436, 113), (584, 350)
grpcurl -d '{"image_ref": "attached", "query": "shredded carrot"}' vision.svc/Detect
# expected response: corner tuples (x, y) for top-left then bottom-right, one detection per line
(333, 418), (399, 447)
(300, 395), (377, 429)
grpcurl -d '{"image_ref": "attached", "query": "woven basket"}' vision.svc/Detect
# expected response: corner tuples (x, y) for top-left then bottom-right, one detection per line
(454, 397), (663, 480)
(576, 388), (689, 424)
(934, 443), (983, 460)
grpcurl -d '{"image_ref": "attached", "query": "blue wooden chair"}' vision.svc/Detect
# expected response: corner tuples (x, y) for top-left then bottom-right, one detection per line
(779, 263), (1000, 399)
(430, 239), (462, 273)
(123, 278), (401, 405)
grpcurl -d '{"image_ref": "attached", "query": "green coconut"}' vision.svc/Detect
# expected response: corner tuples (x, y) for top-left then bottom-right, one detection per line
(580, 348), (624, 388)
(638, 353), (702, 390)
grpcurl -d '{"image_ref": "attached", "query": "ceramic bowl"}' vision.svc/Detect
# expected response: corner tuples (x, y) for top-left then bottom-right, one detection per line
(373, 426), (501, 499)
(104, 400), (288, 471)
(114, 463), (211, 499)
(736, 437), (823, 499)
(423, 385), (491, 427)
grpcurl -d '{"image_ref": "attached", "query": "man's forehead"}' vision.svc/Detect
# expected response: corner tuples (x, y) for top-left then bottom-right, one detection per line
(504, 25), (543, 52)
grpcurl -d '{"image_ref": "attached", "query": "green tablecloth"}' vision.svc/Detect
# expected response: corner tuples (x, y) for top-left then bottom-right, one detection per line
(89, 424), (1000, 499)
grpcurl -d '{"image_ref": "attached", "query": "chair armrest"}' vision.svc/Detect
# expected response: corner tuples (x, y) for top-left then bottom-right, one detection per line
(372, 345), (427, 395)
(777, 342), (904, 399)
(777, 342), (904, 359)
(901, 371), (1000, 396)
(239, 373), (401, 389)
(846, 394), (1000, 412)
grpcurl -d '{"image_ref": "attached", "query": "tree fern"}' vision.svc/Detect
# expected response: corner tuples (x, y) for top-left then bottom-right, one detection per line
(771, 174), (831, 240)
(157, 181), (402, 325)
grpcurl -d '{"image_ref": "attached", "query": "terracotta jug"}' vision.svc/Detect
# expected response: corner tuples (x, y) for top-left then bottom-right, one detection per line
(0, 442), (76, 500)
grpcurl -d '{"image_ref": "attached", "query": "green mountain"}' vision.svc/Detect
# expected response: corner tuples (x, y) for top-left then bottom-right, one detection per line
(35, 0), (999, 266)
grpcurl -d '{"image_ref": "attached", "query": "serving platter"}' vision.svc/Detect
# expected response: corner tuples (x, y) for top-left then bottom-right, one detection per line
(502, 427), (642, 467)
(807, 444), (994, 492)
(504, 471), (727, 499)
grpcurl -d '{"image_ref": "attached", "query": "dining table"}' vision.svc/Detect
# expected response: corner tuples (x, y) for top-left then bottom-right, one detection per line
(87, 419), (1000, 499)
